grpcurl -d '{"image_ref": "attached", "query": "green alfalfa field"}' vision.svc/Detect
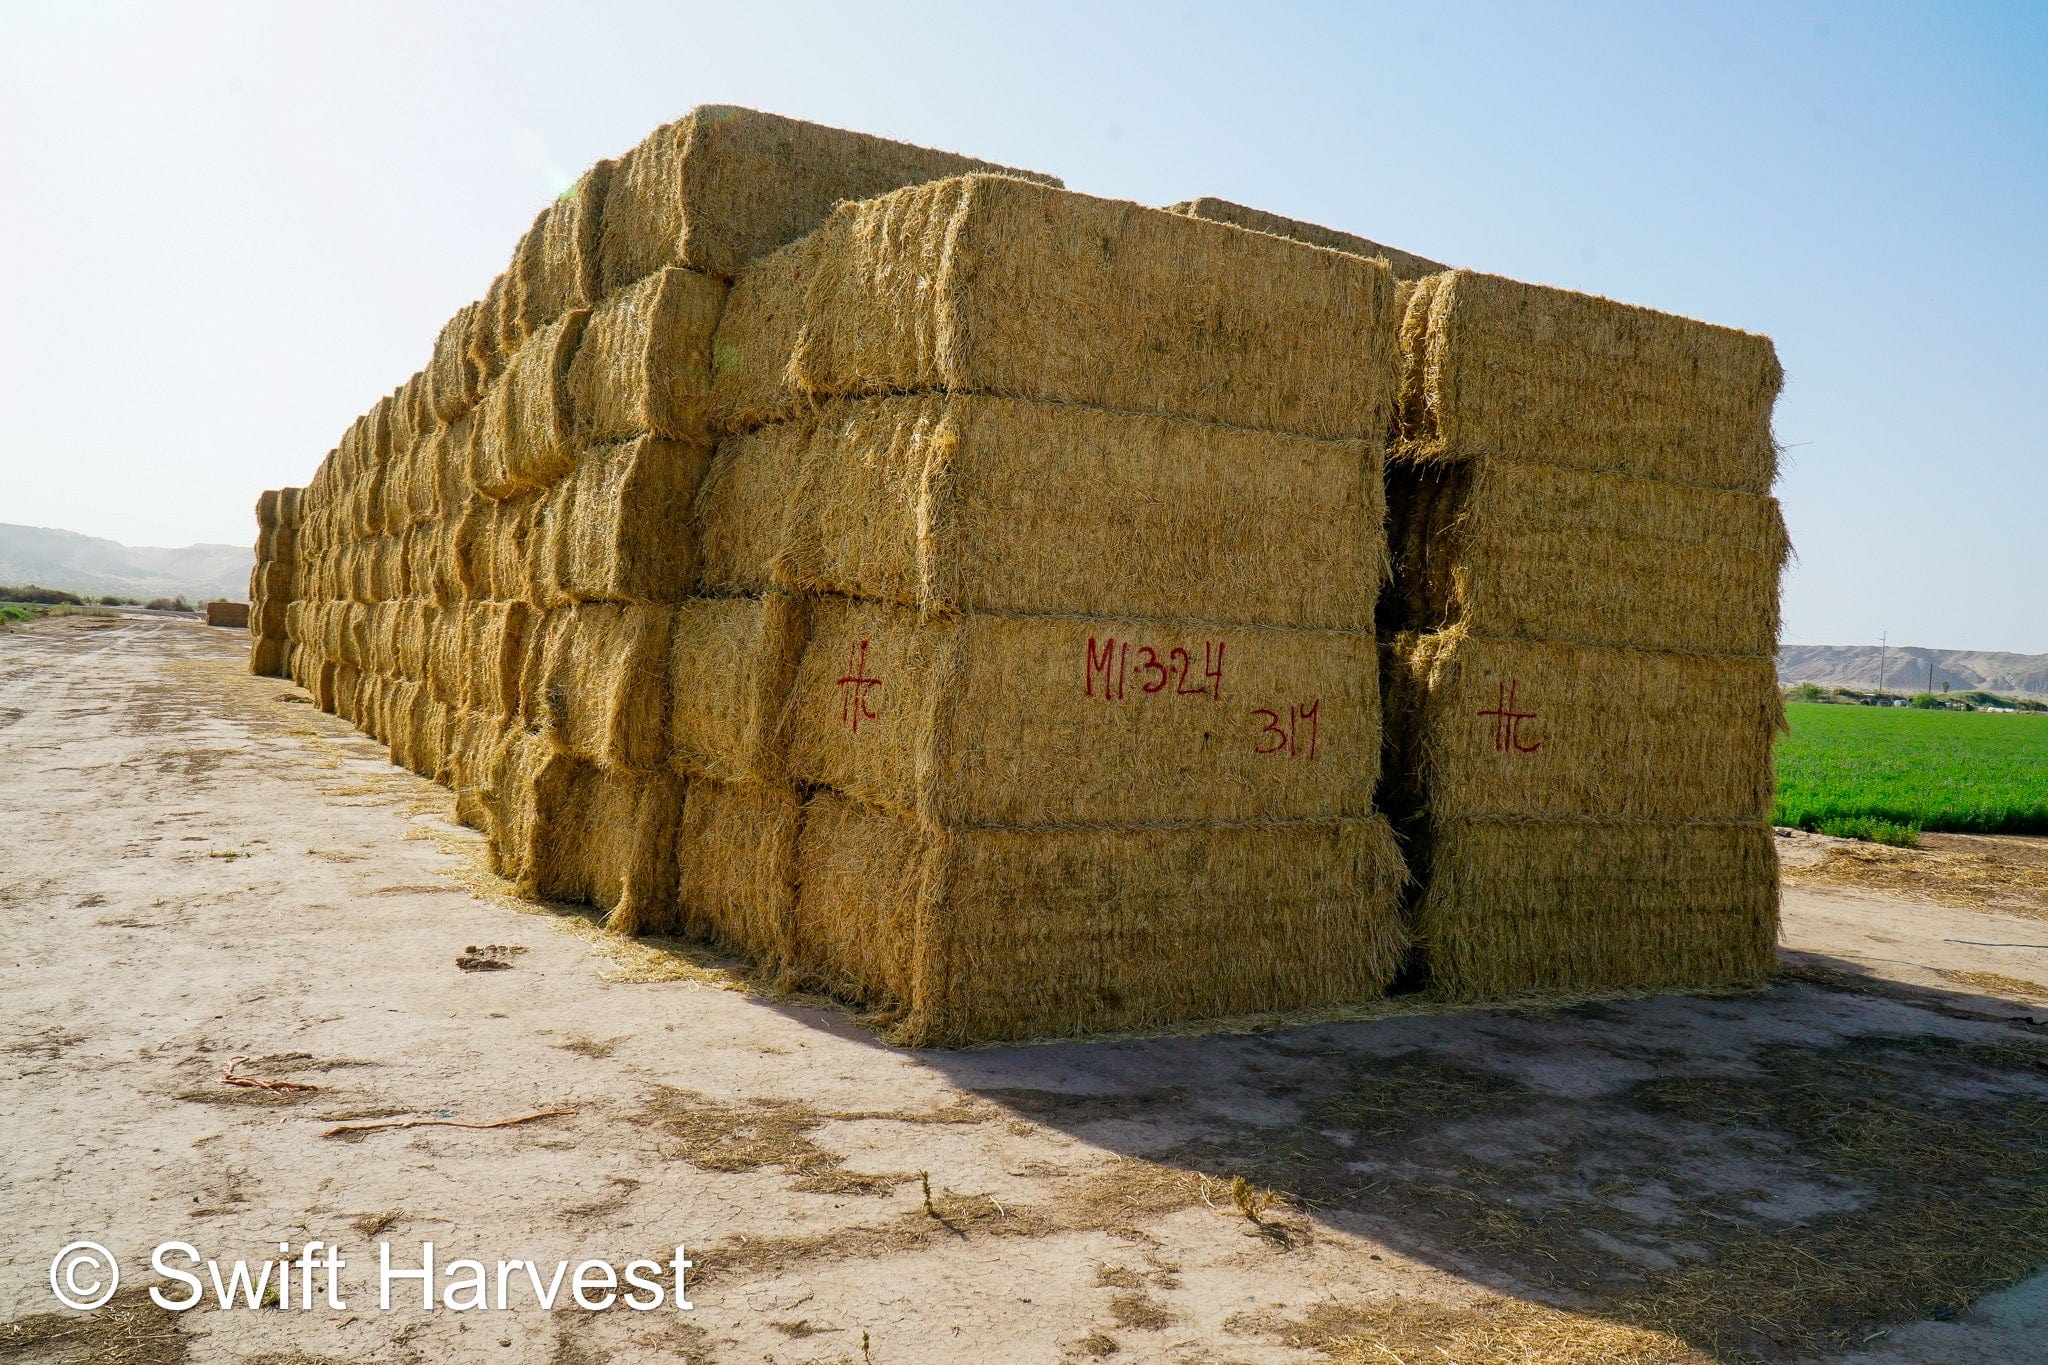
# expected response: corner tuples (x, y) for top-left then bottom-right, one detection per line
(1775, 701), (2048, 840)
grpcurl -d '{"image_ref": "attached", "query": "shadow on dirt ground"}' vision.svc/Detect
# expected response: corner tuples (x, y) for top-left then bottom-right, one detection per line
(885, 959), (2048, 1363)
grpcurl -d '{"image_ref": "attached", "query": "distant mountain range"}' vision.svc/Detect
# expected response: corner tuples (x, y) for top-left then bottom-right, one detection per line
(0, 523), (252, 603)
(1779, 644), (2048, 700)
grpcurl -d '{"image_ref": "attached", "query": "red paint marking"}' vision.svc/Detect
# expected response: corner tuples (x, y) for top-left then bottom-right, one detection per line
(1085, 635), (1117, 699)
(835, 638), (883, 733)
(1252, 699), (1322, 758)
(1476, 679), (1541, 753)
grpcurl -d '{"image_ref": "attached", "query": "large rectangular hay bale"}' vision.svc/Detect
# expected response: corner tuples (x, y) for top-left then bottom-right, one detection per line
(1398, 271), (1781, 492)
(1416, 818), (1778, 999)
(675, 778), (801, 967)
(459, 600), (531, 716)
(1167, 196), (1448, 281)
(1384, 457), (1790, 657)
(471, 309), (589, 499)
(1383, 630), (1780, 825)
(779, 393), (1385, 627)
(509, 753), (683, 934)
(596, 105), (1057, 290)
(528, 436), (712, 605)
(712, 175), (1396, 440)
(520, 603), (673, 769)
(667, 593), (809, 784)
(790, 793), (1409, 1044)
(566, 267), (727, 448)
(208, 600), (252, 628)
(507, 161), (614, 344)
(788, 600), (1381, 826)
(429, 302), (485, 422)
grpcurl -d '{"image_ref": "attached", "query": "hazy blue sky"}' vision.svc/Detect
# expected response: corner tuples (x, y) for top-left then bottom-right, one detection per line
(1, 2), (2041, 650)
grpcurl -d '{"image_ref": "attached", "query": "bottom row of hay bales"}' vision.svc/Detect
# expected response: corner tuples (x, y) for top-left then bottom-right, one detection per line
(278, 590), (1413, 1043)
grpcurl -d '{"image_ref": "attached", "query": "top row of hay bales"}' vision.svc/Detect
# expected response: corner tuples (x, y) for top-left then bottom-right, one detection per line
(250, 105), (1787, 1043)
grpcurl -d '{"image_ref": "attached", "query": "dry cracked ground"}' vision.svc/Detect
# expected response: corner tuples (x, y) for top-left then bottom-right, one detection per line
(3, 614), (2047, 1365)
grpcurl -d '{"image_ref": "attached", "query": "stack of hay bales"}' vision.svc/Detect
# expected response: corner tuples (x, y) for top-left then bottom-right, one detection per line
(255, 108), (1055, 945)
(1380, 271), (1788, 999)
(696, 173), (1411, 1043)
(248, 487), (299, 674)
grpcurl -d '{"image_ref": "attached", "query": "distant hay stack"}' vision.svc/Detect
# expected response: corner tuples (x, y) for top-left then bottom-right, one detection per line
(1381, 270), (1788, 1000)
(248, 487), (299, 675)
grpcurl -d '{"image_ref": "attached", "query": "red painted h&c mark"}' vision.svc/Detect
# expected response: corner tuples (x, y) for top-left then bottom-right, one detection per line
(1476, 678), (1541, 753)
(836, 638), (882, 733)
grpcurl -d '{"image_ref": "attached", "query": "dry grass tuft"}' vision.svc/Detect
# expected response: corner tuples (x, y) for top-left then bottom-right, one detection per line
(0, 1286), (188, 1364)
(1940, 969), (2048, 1005)
(1276, 1296), (1707, 1365)
(1786, 838), (2048, 920)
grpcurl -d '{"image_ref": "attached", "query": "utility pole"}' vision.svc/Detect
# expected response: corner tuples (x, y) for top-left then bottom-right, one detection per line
(1878, 632), (1889, 701)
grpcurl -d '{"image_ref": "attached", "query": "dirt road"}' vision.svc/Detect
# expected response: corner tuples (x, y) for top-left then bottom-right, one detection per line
(3, 615), (2045, 1364)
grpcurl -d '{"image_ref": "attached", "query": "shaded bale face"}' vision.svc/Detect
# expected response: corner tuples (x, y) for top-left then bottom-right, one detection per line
(529, 436), (712, 606)
(429, 301), (484, 422)
(1385, 630), (1781, 825)
(791, 794), (1410, 1045)
(521, 602), (674, 770)
(1382, 456), (1790, 657)
(1416, 818), (1779, 1000)
(567, 266), (728, 448)
(710, 174), (1397, 440)
(514, 754), (683, 933)
(471, 309), (589, 499)
(777, 393), (1386, 628)
(595, 104), (1060, 292)
(786, 598), (1382, 827)
(1166, 196), (1449, 281)
(1398, 271), (1782, 492)
(676, 779), (802, 967)
(507, 160), (614, 344)
(667, 593), (810, 786)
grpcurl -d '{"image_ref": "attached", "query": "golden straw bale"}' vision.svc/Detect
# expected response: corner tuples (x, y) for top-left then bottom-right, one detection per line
(249, 635), (287, 677)
(1384, 456), (1791, 657)
(596, 104), (1057, 291)
(567, 267), (728, 447)
(255, 488), (286, 532)
(472, 309), (589, 499)
(521, 603), (673, 769)
(507, 160), (615, 344)
(509, 753), (683, 934)
(251, 597), (286, 638)
(675, 778), (802, 966)
(788, 599), (1380, 827)
(1383, 629), (1780, 826)
(667, 593), (810, 784)
(251, 561), (293, 601)
(1417, 818), (1778, 999)
(791, 793), (1409, 1044)
(1397, 271), (1781, 492)
(535, 437), (713, 604)
(1166, 196), (1448, 280)
(454, 495), (538, 602)
(255, 523), (296, 563)
(216, 595), (251, 627)
(471, 272), (514, 389)
(429, 302), (484, 422)
(710, 174), (1396, 440)
(458, 600), (531, 716)
(780, 393), (1385, 627)
(693, 416), (811, 595)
